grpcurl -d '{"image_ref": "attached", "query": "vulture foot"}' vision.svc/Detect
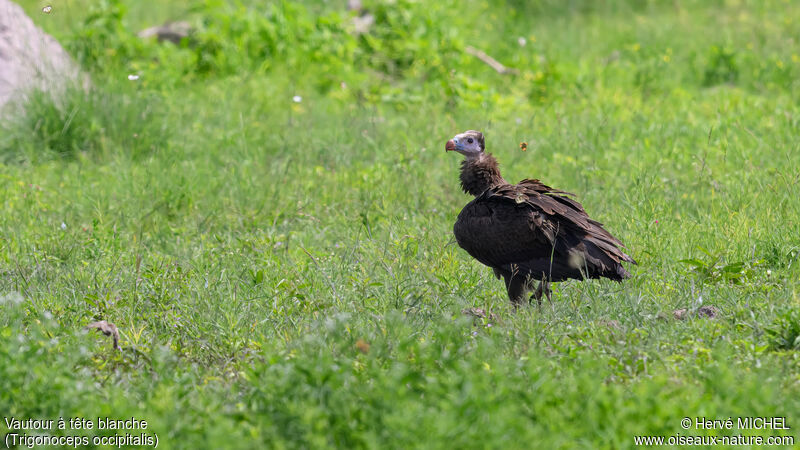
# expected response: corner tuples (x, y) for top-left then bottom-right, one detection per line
(503, 274), (529, 308)
(530, 281), (552, 305)
(504, 274), (551, 308)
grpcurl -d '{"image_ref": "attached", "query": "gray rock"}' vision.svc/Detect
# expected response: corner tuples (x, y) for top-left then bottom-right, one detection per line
(351, 13), (375, 35)
(138, 21), (192, 44)
(347, 0), (363, 12)
(0, 0), (86, 112)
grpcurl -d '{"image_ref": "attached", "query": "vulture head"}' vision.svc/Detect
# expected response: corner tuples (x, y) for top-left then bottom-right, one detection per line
(445, 130), (485, 158)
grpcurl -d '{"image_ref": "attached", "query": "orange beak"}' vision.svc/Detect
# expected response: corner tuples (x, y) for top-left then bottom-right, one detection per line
(445, 140), (456, 152)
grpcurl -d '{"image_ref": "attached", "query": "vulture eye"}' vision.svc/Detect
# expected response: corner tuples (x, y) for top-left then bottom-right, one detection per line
(467, 138), (474, 144)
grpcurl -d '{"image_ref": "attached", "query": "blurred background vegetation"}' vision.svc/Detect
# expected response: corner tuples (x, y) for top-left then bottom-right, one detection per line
(5, 0), (798, 161)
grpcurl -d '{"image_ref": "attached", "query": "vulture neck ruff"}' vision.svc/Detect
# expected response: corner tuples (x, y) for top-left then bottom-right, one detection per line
(459, 153), (507, 197)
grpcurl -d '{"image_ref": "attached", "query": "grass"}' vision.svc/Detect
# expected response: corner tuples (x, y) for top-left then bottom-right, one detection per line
(1, 0), (800, 448)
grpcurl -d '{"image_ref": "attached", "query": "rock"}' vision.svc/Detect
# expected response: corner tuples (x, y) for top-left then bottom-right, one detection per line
(347, 0), (363, 12)
(673, 309), (688, 320)
(351, 13), (375, 34)
(355, 338), (370, 354)
(346, 0), (373, 34)
(673, 305), (720, 320)
(461, 307), (500, 323)
(696, 305), (720, 318)
(138, 21), (191, 44)
(0, 0), (86, 112)
(85, 320), (120, 350)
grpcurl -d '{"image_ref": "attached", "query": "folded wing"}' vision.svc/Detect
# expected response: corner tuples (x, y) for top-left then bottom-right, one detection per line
(453, 179), (635, 282)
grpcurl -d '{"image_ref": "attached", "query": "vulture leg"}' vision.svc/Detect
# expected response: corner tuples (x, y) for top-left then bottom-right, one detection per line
(503, 274), (528, 307)
(531, 281), (552, 305)
(531, 283), (543, 306)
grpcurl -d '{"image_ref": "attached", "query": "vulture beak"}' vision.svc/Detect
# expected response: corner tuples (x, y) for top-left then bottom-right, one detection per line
(445, 139), (456, 152)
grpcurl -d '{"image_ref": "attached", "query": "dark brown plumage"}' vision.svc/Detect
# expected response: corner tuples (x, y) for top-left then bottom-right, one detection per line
(446, 130), (635, 306)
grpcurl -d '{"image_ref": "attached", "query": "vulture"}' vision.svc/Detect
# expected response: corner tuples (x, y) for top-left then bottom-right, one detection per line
(446, 130), (635, 306)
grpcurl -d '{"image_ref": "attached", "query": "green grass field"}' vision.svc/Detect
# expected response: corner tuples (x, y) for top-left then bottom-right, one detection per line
(2, 0), (799, 448)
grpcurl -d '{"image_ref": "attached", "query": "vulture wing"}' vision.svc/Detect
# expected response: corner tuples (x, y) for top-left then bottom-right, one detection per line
(453, 179), (635, 282)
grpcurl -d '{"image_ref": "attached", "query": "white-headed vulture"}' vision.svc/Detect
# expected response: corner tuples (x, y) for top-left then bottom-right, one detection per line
(446, 130), (635, 306)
